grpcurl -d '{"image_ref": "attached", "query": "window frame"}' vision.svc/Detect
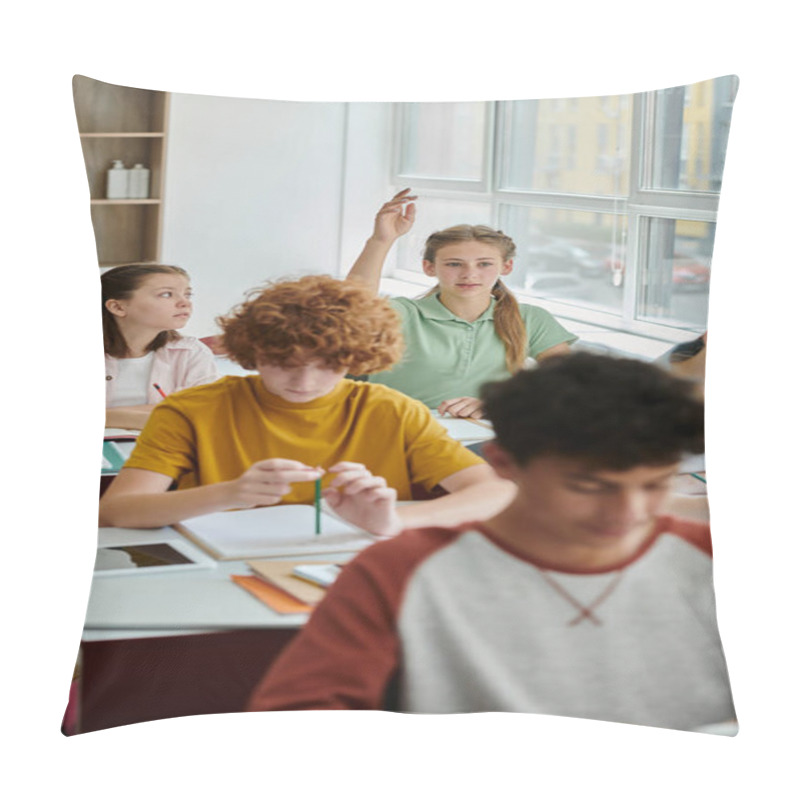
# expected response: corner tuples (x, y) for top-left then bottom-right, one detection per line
(392, 102), (496, 194)
(389, 85), (730, 341)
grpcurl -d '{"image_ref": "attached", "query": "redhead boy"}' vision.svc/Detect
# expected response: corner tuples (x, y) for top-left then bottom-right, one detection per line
(247, 353), (736, 732)
(98, 275), (514, 534)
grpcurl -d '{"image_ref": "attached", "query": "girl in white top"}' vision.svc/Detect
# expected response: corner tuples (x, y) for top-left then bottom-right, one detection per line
(102, 264), (218, 430)
(347, 190), (576, 418)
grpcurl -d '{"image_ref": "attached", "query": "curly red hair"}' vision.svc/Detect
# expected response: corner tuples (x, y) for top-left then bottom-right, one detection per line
(218, 275), (404, 373)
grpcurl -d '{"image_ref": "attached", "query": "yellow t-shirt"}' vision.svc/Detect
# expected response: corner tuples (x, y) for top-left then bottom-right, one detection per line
(125, 375), (484, 505)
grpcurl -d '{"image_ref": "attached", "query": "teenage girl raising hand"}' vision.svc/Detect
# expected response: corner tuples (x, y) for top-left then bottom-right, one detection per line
(347, 189), (577, 418)
(102, 264), (219, 430)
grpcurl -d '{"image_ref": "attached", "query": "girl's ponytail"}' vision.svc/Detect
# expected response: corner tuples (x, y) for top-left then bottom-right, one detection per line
(491, 279), (527, 373)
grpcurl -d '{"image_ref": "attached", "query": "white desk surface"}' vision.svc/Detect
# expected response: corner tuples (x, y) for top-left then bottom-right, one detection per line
(83, 526), (360, 640)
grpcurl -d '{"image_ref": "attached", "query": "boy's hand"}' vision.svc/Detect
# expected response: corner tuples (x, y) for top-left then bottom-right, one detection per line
(323, 462), (401, 537)
(226, 459), (324, 508)
(437, 396), (484, 419)
(371, 188), (417, 243)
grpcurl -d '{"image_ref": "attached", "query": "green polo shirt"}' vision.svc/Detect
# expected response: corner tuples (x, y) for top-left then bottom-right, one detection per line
(368, 294), (577, 408)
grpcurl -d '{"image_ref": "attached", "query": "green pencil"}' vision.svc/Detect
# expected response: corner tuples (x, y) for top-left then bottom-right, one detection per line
(314, 477), (322, 535)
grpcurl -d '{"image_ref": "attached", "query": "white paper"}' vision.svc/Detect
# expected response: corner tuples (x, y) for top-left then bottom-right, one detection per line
(292, 563), (343, 588)
(178, 504), (375, 559)
(430, 411), (494, 442)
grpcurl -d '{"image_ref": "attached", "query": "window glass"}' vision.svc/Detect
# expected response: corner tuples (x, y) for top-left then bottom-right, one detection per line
(393, 78), (731, 335)
(398, 103), (486, 181)
(499, 204), (627, 315)
(651, 76), (737, 192)
(393, 196), (493, 275)
(499, 96), (631, 195)
(636, 218), (713, 328)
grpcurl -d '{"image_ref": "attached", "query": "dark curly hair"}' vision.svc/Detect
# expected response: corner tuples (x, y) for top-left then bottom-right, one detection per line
(218, 274), (405, 373)
(481, 351), (704, 469)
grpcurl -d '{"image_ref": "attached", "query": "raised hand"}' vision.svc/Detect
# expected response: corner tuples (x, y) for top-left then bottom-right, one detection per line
(437, 396), (484, 419)
(372, 188), (417, 243)
(348, 189), (418, 294)
(322, 461), (401, 537)
(226, 459), (324, 509)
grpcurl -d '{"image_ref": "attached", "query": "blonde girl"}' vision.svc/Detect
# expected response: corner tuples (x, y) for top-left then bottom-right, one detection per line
(347, 190), (576, 418)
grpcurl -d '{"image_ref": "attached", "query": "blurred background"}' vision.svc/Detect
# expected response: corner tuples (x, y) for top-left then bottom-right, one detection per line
(75, 75), (737, 357)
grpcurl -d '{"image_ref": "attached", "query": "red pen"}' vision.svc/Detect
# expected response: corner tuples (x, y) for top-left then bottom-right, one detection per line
(153, 383), (168, 399)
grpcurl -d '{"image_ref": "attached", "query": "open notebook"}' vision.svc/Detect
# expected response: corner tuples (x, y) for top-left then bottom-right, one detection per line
(174, 504), (376, 560)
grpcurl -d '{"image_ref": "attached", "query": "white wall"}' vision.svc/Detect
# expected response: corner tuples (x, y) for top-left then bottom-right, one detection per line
(161, 93), (355, 337)
(338, 102), (395, 270)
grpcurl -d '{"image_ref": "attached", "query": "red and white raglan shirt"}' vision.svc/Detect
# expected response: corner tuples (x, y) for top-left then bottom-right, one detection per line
(248, 516), (736, 731)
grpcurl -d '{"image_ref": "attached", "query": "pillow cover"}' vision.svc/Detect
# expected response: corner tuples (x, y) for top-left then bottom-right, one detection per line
(66, 74), (738, 736)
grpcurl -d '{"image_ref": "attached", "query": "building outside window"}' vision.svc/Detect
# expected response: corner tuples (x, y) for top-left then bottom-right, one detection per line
(390, 76), (737, 338)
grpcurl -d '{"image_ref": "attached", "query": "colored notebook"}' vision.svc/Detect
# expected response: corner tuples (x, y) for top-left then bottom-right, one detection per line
(246, 559), (334, 605)
(231, 575), (312, 614)
(101, 440), (136, 474)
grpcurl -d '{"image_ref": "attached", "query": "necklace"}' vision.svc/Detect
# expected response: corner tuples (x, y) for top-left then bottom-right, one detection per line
(534, 568), (625, 626)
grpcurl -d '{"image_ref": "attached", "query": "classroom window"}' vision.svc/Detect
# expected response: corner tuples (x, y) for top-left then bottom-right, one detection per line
(635, 218), (714, 329)
(391, 76), (735, 337)
(566, 125), (576, 170)
(499, 205), (627, 317)
(649, 76), (736, 193)
(497, 98), (631, 196)
(397, 102), (487, 185)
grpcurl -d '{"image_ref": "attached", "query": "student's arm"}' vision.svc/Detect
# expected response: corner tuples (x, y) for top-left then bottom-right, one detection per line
(523, 305), (577, 362)
(668, 339), (706, 400)
(535, 342), (572, 361)
(397, 464), (516, 530)
(346, 188), (416, 295)
(98, 460), (324, 529)
(104, 405), (156, 430)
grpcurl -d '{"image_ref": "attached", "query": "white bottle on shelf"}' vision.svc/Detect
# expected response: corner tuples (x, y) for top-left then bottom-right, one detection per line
(106, 160), (129, 199)
(128, 163), (150, 199)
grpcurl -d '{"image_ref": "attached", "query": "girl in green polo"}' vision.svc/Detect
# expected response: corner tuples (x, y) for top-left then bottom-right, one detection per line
(347, 190), (577, 418)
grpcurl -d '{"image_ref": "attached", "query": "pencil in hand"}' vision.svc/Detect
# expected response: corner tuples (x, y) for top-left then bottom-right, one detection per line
(314, 476), (322, 536)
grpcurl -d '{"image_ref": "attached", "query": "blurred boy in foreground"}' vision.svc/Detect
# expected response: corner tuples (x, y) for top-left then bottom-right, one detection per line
(248, 352), (736, 733)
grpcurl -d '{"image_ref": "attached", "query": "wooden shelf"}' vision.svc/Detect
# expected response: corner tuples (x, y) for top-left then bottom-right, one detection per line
(80, 132), (166, 139)
(73, 75), (169, 267)
(91, 199), (162, 206)
(99, 261), (161, 269)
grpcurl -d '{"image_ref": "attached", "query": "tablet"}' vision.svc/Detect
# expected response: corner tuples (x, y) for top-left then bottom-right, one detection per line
(93, 538), (215, 576)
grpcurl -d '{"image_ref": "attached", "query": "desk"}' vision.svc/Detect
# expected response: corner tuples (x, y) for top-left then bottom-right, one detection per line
(77, 526), (358, 733)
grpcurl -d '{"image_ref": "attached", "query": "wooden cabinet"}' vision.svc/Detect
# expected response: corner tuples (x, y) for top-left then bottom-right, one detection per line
(73, 75), (169, 267)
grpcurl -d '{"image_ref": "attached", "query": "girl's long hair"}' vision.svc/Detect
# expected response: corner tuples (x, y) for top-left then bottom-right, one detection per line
(101, 264), (188, 358)
(422, 225), (526, 372)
